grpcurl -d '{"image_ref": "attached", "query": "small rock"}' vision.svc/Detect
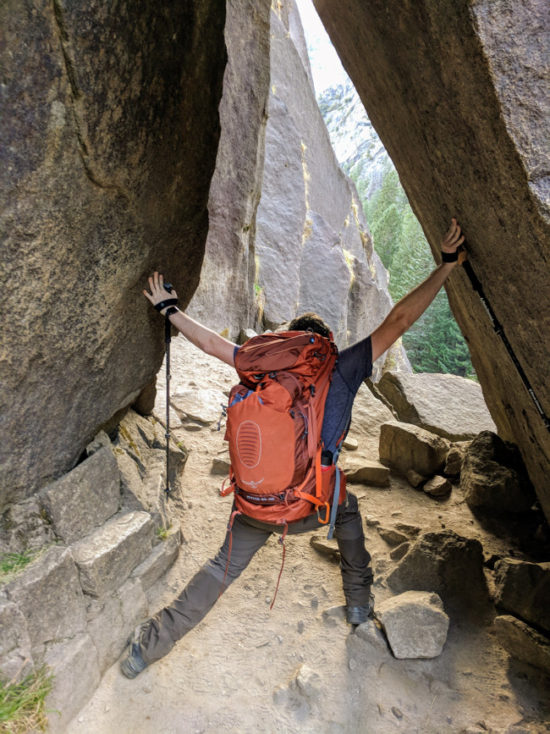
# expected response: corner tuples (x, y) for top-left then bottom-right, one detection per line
(365, 515), (380, 527)
(406, 469), (427, 489)
(297, 621), (305, 634)
(310, 534), (340, 561)
(392, 707), (403, 720)
(345, 459), (390, 487)
(394, 522), (421, 537)
(210, 456), (231, 475)
(351, 620), (388, 654)
(379, 421), (449, 477)
(444, 442), (469, 477)
(183, 422), (203, 432)
(423, 475), (452, 498)
(343, 437), (359, 450)
(378, 526), (409, 547)
(294, 664), (321, 700)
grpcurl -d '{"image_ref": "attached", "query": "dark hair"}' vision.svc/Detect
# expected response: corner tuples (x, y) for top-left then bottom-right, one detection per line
(288, 312), (331, 339)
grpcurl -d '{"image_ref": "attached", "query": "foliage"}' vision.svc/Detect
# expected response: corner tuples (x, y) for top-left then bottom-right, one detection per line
(156, 525), (172, 541)
(0, 551), (38, 586)
(0, 667), (53, 734)
(353, 163), (475, 377)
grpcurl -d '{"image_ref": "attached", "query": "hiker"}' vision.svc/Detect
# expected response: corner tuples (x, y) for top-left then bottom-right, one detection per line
(121, 218), (465, 678)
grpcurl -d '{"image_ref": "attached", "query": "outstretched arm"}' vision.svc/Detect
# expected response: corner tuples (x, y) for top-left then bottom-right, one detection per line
(144, 272), (237, 367)
(371, 218), (465, 363)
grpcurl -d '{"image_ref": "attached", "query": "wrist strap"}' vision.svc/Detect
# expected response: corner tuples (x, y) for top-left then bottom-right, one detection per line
(441, 250), (459, 262)
(154, 298), (178, 312)
(164, 306), (178, 317)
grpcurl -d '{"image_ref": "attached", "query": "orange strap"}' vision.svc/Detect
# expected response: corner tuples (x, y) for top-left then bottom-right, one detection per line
(315, 446), (322, 498)
(270, 522), (289, 610)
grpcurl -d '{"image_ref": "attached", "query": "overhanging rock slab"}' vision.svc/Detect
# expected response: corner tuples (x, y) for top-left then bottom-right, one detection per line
(312, 0), (550, 521)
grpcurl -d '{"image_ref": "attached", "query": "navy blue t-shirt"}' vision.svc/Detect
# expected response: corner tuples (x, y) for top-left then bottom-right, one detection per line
(321, 335), (372, 454)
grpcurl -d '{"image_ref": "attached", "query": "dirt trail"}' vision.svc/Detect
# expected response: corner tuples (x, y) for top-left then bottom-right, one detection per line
(66, 337), (550, 734)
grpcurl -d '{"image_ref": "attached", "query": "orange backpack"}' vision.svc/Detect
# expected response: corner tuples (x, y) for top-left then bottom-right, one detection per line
(222, 331), (345, 532)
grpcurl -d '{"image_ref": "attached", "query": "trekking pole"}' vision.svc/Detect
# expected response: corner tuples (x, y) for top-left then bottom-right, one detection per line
(459, 252), (550, 433)
(164, 309), (172, 497)
(155, 281), (178, 497)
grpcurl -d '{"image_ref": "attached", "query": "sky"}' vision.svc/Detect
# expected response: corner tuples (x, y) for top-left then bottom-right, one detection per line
(294, 0), (348, 95)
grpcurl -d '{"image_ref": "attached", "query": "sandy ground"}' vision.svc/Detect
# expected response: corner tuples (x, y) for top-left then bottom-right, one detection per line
(65, 337), (550, 734)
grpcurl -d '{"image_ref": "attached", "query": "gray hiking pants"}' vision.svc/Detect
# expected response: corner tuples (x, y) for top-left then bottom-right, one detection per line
(139, 492), (372, 664)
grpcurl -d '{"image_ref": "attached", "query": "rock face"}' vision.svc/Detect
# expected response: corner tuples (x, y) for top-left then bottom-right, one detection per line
(189, 0), (410, 377)
(461, 432), (536, 513)
(186, 0), (271, 335)
(312, 0), (550, 521)
(255, 2), (401, 355)
(0, 0), (227, 508)
(372, 371), (496, 441)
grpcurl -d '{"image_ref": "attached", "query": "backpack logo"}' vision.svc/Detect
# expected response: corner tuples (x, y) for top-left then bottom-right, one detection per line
(236, 420), (262, 469)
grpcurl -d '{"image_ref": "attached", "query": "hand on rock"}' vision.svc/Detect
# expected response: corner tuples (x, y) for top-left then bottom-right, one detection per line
(143, 271), (178, 313)
(441, 218), (465, 261)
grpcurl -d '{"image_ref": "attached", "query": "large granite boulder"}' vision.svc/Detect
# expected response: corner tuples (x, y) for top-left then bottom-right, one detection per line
(460, 431), (536, 513)
(386, 530), (492, 620)
(0, 0), (227, 508)
(494, 559), (550, 634)
(371, 371), (496, 441)
(312, 0), (550, 521)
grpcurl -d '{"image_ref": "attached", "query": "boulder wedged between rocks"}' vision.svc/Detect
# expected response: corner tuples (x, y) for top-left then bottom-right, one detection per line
(371, 371), (496, 441)
(386, 530), (492, 621)
(461, 432), (536, 513)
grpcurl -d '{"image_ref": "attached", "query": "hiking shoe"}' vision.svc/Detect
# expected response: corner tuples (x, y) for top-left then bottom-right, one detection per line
(120, 623), (149, 679)
(120, 642), (148, 679)
(346, 594), (375, 626)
